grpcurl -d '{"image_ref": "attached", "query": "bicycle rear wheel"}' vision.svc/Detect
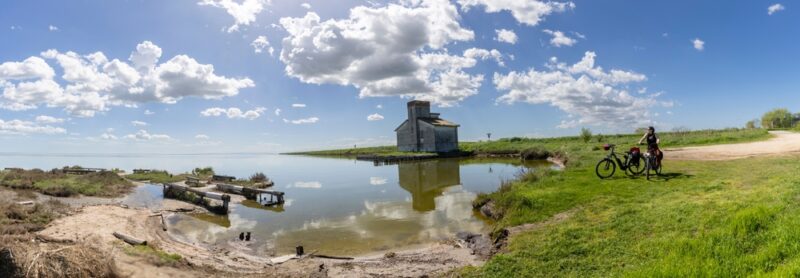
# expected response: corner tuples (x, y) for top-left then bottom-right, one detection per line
(595, 158), (616, 179)
(626, 156), (645, 176)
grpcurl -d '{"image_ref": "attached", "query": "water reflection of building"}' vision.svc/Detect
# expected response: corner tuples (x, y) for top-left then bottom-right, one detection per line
(398, 159), (461, 211)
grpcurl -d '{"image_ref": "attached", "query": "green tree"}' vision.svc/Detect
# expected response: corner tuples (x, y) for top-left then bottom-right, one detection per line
(745, 120), (756, 129)
(580, 127), (592, 143)
(761, 108), (794, 129)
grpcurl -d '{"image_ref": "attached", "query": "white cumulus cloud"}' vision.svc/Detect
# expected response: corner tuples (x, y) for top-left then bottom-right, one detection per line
(35, 115), (65, 124)
(692, 38), (705, 51)
(458, 0), (575, 26)
(0, 119), (66, 135)
(543, 29), (577, 47)
(198, 0), (268, 32)
(48, 25), (58, 31)
(495, 29), (518, 44)
(251, 35), (274, 56)
(131, 120), (148, 126)
(123, 129), (171, 141)
(768, 3), (785, 15)
(195, 134), (210, 140)
(291, 103), (306, 108)
(494, 51), (670, 129)
(367, 113), (384, 121)
(278, 0), (484, 107)
(301, 3), (311, 9)
(0, 41), (254, 117)
(201, 107), (266, 120)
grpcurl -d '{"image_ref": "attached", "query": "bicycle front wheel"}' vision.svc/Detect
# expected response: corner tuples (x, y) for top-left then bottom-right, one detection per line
(596, 158), (616, 179)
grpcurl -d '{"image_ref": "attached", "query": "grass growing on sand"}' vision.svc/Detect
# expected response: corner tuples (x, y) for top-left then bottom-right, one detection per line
(123, 245), (182, 267)
(457, 128), (800, 277)
(0, 169), (133, 197)
(125, 170), (187, 184)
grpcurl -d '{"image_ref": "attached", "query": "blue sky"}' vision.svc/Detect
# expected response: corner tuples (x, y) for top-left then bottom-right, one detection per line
(0, 0), (797, 153)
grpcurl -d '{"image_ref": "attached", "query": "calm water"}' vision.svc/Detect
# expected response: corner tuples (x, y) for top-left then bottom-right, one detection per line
(3, 153), (553, 256)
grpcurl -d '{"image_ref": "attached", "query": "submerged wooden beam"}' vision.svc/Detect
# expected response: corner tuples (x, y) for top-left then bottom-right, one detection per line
(113, 232), (147, 246)
(163, 183), (231, 214)
(216, 183), (285, 205)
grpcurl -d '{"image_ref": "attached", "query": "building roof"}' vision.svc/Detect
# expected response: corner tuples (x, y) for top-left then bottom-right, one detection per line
(394, 117), (459, 132)
(418, 117), (459, 127)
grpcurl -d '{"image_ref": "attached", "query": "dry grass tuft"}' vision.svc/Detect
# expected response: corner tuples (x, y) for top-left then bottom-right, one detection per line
(0, 236), (118, 278)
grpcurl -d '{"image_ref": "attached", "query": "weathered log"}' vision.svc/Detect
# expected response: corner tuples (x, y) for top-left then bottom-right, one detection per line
(113, 232), (147, 246)
(15, 201), (34, 206)
(309, 254), (354, 260)
(35, 234), (74, 244)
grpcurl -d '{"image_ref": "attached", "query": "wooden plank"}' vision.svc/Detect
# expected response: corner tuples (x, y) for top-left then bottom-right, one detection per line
(113, 232), (147, 246)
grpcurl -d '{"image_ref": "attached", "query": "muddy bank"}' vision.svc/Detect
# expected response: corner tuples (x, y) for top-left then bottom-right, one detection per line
(29, 187), (485, 277)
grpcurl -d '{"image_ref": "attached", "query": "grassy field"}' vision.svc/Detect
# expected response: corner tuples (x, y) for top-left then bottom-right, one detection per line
(125, 170), (187, 184)
(0, 169), (133, 197)
(454, 128), (800, 277)
(290, 128), (770, 161)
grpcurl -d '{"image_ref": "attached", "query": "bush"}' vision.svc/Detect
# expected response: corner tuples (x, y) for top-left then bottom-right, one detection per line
(192, 167), (214, 177)
(761, 108), (794, 129)
(250, 172), (268, 183)
(580, 128), (592, 143)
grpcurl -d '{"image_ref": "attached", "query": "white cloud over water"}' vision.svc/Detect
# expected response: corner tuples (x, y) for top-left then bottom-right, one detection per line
(0, 118), (66, 135)
(278, 0), (485, 107)
(494, 51), (670, 129)
(0, 41), (254, 117)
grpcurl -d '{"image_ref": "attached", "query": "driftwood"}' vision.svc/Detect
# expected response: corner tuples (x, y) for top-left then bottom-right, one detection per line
(36, 234), (75, 244)
(16, 201), (34, 206)
(160, 214), (167, 231)
(309, 254), (354, 260)
(112, 232), (147, 246)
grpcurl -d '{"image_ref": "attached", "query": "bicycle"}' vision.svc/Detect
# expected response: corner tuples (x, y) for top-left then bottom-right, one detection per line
(595, 144), (645, 179)
(643, 148), (662, 180)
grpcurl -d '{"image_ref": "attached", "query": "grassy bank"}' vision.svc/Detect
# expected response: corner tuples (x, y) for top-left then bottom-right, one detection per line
(0, 168), (133, 197)
(456, 128), (800, 277)
(290, 128), (770, 160)
(125, 170), (187, 184)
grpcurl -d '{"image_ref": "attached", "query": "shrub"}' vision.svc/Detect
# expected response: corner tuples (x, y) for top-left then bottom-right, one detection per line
(761, 108), (794, 129)
(580, 128), (592, 143)
(250, 172), (268, 183)
(192, 167), (214, 177)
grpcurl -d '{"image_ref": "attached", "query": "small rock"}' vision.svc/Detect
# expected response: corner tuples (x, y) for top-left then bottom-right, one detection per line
(384, 252), (396, 259)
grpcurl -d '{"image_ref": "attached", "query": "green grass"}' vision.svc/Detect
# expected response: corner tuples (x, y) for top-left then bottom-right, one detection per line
(286, 145), (398, 156)
(0, 169), (133, 197)
(125, 170), (187, 183)
(459, 128), (800, 277)
(123, 245), (182, 266)
(289, 128), (770, 161)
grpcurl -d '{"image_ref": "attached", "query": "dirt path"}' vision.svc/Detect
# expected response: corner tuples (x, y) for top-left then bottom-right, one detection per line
(666, 131), (800, 161)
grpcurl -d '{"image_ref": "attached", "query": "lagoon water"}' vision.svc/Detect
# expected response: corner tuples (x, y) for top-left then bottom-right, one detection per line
(3, 153), (552, 256)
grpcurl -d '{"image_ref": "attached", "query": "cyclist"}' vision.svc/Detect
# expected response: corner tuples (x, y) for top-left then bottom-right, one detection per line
(638, 126), (662, 166)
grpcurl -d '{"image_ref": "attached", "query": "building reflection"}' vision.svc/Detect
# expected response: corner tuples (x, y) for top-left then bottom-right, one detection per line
(397, 159), (461, 211)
